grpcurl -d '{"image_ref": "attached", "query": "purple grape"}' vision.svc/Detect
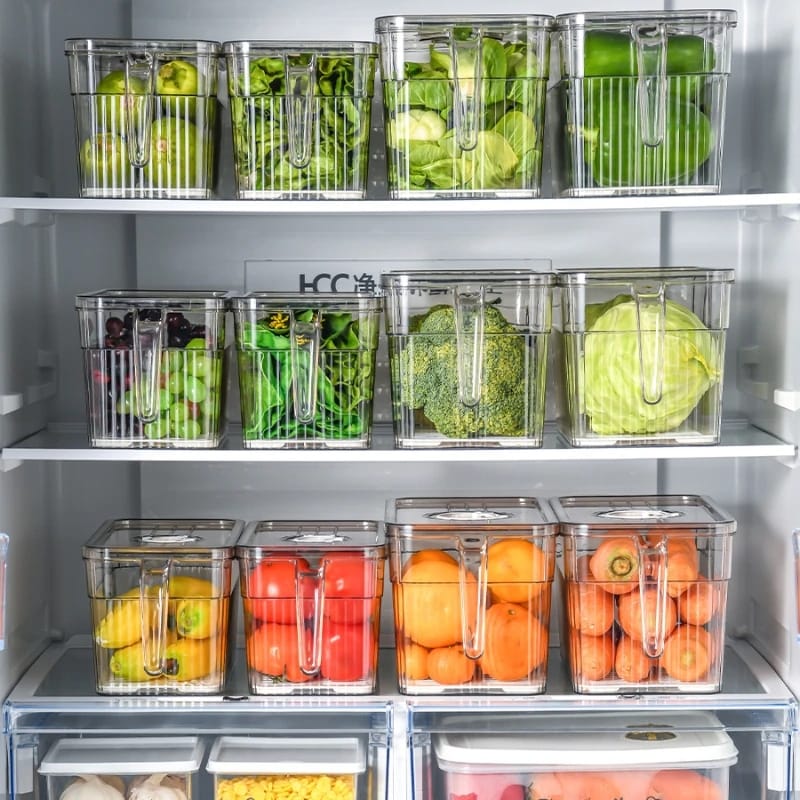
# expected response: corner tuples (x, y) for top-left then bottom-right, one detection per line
(105, 316), (125, 337)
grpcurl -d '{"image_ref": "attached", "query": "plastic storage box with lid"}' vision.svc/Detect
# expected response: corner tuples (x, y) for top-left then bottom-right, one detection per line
(381, 270), (553, 448)
(236, 520), (385, 694)
(65, 39), (222, 198)
(207, 736), (366, 800)
(82, 518), (242, 695)
(551, 494), (735, 694)
(231, 292), (381, 449)
(223, 41), (377, 199)
(551, 11), (737, 197)
(39, 737), (204, 800)
(375, 15), (553, 199)
(556, 267), (734, 447)
(76, 290), (228, 448)
(385, 496), (557, 694)
(432, 711), (737, 800)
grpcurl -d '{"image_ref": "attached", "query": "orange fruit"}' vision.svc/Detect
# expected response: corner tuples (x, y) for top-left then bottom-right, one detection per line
(487, 538), (551, 603)
(427, 645), (476, 685)
(402, 549), (457, 576)
(401, 641), (429, 681)
(480, 602), (548, 682)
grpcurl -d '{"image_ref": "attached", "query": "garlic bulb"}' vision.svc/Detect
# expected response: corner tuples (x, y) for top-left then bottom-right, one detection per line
(60, 775), (126, 800)
(126, 773), (187, 800)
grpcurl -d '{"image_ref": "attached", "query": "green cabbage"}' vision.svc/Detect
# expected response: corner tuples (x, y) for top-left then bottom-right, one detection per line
(582, 296), (721, 435)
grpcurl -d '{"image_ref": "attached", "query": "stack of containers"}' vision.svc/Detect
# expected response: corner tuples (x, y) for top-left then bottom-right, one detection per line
(382, 270), (554, 448)
(65, 39), (222, 198)
(223, 42), (378, 198)
(551, 11), (738, 196)
(82, 519), (242, 695)
(236, 520), (385, 694)
(385, 497), (557, 694)
(230, 292), (382, 449)
(551, 495), (735, 694)
(375, 15), (553, 198)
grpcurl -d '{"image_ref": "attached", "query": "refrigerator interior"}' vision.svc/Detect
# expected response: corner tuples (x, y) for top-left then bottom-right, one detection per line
(1, 0), (800, 796)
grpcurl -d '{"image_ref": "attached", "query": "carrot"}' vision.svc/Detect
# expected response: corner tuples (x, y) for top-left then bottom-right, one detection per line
(666, 547), (700, 598)
(678, 577), (720, 626)
(617, 588), (677, 643)
(566, 580), (615, 636)
(589, 537), (640, 594)
(615, 634), (656, 683)
(649, 769), (723, 800)
(660, 625), (712, 682)
(570, 631), (615, 682)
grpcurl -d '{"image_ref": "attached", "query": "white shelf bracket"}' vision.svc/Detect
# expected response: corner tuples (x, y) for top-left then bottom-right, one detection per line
(778, 204), (800, 222)
(0, 458), (23, 473)
(774, 389), (800, 412)
(737, 346), (770, 400)
(0, 393), (24, 416)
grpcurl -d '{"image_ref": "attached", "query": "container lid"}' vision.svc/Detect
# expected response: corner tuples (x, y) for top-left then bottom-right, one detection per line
(222, 41), (377, 57)
(381, 270), (554, 290)
(82, 519), (243, 560)
(385, 497), (558, 537)
(551, 495), (736, 536)
(554, 10), (737, 30)
(555, 267), (734, 288)
(375, 15), (555, 34)
(65, 38), (221, 56)
(236, 520), (385, 557)
(76, 289), (229, 312)
(39, 736), (204, 774)
(434, 712), (737, 771)
(206, 736), (366, 774)
(230, 292), (382, 313)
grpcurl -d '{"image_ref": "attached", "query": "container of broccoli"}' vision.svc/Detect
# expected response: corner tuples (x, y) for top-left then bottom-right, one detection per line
(375, 16), (553, 199)
(382, 270), (554, 448)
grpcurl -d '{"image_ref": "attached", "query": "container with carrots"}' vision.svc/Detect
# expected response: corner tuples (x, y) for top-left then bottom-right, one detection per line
(385, 497), (558, 694)
(552, 495), (735, 693)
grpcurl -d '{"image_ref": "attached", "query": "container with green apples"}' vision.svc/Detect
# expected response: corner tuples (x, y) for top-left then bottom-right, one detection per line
(65, 39), (221, 198)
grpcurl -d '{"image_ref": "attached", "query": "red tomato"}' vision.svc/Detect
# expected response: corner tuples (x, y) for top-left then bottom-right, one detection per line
(247, 623), (314, 683)
(320, 620), (375, 683)
(322, 552), (379, 624)
(245, 558), (314, 624)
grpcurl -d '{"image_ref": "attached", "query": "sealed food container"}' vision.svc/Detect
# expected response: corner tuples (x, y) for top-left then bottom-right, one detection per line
(65, 39), (221, 198)
(223, 41), (377, 199)
(237, 520), (385, 694)
(556, 268), (734, 446)
(433, 712), (737, 800)
(76, 290), (228, 448)
(231, 293), (381, 449)
(794, 529), (800, 641)
(39, 737), (204, 800)
(382, 270), (553, 448)
(386, 497), (557, 694)
(376, 16), (553, 198)
(551, 11), (737, 196)
(83, 518), (242, 695)
(552, 495), (735, 693)
(207, 736), (366, 800)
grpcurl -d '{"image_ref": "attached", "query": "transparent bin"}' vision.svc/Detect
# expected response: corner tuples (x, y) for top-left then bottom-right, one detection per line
(207, 736), (366, 800)
(551, 11), (737, 197)
(432, 712), (737, 800)
(65, 39), (221, 198)
(556, 268), (734, 446)
(385, 497), (557, 694)
(231, 293), (381, 449)
(237, 520), (385, 694)
(82, 518), (242, 695)
(382, 270), (553, 448)
(76, 290), (228, 448)
(39, 737), (204, 800)
(375, 15), (553, 198)
(551, 495), (735, 694)
(223, 41), (377, 199)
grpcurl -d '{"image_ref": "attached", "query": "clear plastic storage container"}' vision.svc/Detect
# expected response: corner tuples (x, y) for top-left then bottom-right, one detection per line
(556, 268), (734, 446)
(39, 737), (204, 800)
(65, 39), (221, 198)
(551, 11), (737, 196)
(375, 15), (553, 198)
(382, 270), (553, 448)
(223, 42), (377, 199)
(552, 495), (735, 694)
(385, 497), (557, 694)
(82, 518), (242, 695)
(207, 736), (366, 800)
(231, 293), (381, 449)
(433, 712), (737, 800)
(236, 520), (385, 694)
(76, 290), (228, 448)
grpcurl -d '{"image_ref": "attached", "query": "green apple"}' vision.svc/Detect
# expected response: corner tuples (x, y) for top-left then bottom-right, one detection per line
(156, 59), (199, 120)
(80, 133), (128, 188)
(143, 117), (201, 190)
(94, 70), (148, 133)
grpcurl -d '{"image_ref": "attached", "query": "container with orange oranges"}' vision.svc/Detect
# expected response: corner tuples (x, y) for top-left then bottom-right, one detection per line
(552, 495), (735, 694)
(385, 497), (558, 694)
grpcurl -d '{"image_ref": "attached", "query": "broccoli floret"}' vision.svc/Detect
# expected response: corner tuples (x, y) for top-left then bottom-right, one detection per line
(397, 303), (531, 438)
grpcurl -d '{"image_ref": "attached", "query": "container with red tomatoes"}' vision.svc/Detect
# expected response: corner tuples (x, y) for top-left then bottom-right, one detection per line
(236, 520), (385, 694)
(385, 497), (558, 695)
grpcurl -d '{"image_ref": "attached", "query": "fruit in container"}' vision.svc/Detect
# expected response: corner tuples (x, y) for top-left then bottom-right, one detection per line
(486, 538), (549, 603)
(143, 117), (200, 188)
(156, 59), (199, 119)
(80, 133), (128, 186)
(427, 645), (476, 685)
(94, 69), (148, 131)
(127, 774), (188, 800)
(163, 637), (215, 682)
(60, 775), (126, 800)
(215, 774), (355, 800)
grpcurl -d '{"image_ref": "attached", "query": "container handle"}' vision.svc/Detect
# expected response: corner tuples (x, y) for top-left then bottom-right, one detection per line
(140, 560), (171, 677)
(639, 538), (670, 658)
(456, 537), (489, 660)
(132, 312), (165, 423)
(454, 287), (485, 408)
(449, 30), (482, 152)
(299, 560), (325, 676)
(632, 285), (666, 405)
(632, 23), (668, 148)
(124, 52), (156, 167)
(289, 315), (321, 424)
(285, 55), (315, 169)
